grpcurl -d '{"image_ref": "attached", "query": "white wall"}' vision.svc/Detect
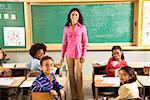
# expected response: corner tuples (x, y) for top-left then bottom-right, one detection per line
(6, 51), (150, 75)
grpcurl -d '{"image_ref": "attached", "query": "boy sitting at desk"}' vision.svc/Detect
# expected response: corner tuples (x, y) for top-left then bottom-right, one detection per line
(31, 56), (65, 99)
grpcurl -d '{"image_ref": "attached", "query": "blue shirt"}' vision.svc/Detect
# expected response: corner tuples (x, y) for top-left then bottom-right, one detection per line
(31, 71), (62, 92)
(30, 58), (41, 71)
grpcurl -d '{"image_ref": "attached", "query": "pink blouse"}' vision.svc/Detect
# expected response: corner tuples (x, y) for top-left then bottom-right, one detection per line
(61, 23), (88, 59)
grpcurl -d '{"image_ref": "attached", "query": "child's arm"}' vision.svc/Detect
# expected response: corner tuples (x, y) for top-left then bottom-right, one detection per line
(31, 81), (41, 92)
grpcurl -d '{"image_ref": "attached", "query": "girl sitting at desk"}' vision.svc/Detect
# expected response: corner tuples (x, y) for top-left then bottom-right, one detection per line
(28, 43), (47, 71)
(31, 56), (65, 99)
(116, 66), (140, 99)
(106, 46), (127, 77)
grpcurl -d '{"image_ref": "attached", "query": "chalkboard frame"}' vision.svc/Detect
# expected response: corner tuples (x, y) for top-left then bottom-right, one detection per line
(24, 1), (145, 50)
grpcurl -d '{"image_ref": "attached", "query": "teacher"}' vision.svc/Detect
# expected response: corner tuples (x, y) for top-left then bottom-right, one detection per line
(61, 8), (88, 100)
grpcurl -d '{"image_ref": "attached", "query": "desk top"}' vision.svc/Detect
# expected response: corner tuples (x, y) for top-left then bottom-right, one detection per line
(2, 63), (27, 69)
(20, 76), (68, 88)
(137, 76), (150, 86)
(92, 61), (150, 68)
(0, 77), (25, 88)
(128, 62), (150, 68)
(95, 76), (142, 88)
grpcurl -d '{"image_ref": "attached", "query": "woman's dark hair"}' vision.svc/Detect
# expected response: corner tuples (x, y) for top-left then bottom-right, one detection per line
(29, 43), (47, 58)
(40, 56), (54, 66)
(65, 8), (83, 26)
(119, 66), (137, 84)
(0, 48), (7, 60)
(112, 45), (125, 60)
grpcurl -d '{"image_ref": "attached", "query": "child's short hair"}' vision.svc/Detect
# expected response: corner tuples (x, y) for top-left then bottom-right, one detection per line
(0, 48), (7, 60)
(40, 56), (54, 66)
(119, 66), (137, 83)
(29, 43), (47, 58)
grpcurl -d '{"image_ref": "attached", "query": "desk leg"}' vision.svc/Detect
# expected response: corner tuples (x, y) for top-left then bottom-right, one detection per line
(143, 87), (145, 100)
(95, 87), (98, 100)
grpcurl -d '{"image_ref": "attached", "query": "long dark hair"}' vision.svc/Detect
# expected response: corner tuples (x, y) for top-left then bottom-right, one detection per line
(65, 8), (83, 26)
(119, 66), (137, 85)
(112, 45), (125, 60)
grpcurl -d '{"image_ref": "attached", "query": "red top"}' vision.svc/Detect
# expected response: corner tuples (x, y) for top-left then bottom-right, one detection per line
(106, 58), (127, 77)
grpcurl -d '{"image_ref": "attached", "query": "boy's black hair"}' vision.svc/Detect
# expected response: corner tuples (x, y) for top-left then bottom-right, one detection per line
(40, 56), (54, 66)
(29, 43), (47, 58)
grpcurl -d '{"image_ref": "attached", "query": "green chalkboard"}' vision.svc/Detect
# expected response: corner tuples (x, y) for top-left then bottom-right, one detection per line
(0, 2), (25, 48)
(32, 3), (134, 44)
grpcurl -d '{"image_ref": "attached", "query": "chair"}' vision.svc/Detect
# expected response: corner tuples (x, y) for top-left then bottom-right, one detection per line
(143, 66), (150, 76)
(31, 92), (55, 100)
(26, 71), (40, 77)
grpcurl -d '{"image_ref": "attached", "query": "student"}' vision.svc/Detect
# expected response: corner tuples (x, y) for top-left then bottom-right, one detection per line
(28, 43), (47, 71)
(0, 48), (7, 66)
(31, 56), (65, 99)
(60, 8), (88, 100)
(116, 66), (140, 100)
(106, 46), (127, 77)
(0, 48), (11, 100)
(0, 48), (11, 77)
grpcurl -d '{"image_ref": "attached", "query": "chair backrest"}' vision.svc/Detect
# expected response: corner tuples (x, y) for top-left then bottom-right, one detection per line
(143, 66), (150, 76)
(31, 92), (55, 100)
(27, 71), (40, 77)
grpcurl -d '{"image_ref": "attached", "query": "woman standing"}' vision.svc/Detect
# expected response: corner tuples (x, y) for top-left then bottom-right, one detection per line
(61, 8), (88, 100)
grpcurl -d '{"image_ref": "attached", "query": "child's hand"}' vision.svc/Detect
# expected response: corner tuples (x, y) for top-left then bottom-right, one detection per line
(50, 90), (58, 97)
(59, 89), (65, 97)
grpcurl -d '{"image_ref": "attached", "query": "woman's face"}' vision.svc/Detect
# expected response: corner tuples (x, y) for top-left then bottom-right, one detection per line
(41, 59), (54, 76)
(112, 49), (122, 61)
(118, 70), (129, 84)
(70, 11), (79, 24)
(35, 49), (44, 60)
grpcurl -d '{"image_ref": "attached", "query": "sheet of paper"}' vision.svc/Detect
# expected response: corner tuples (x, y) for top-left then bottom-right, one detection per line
(0, 78), (14, 86)
(102, 77), (120, 85)
(2, 63), (16, 68)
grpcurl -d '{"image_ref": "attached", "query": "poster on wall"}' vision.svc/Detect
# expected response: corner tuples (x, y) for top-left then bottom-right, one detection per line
(3, 27), (25, 46)
(142, 2), (150, 46)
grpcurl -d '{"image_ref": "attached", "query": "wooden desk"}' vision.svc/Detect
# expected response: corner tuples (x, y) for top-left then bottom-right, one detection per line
(92, 62), (106, 98)
(0, 77), (26, 100)
(92, 61), (148, 98)
(137, 76), (150, 99)
(0, 77), (25, 88)
(95, 76), (142, 100)
(2, 63), (29, 76)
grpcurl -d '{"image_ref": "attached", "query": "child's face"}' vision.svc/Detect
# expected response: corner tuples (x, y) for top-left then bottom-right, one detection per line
(112, 49), (122, 61)
(0, 50), (4, 60)
(118, 70), (129, 84)
(35, 49), (44, 60)
(41, 59), (54, 75)
(70, 11), (79, 24)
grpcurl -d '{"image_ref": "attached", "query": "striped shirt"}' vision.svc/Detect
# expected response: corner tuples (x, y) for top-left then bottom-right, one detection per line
(31, 71), (62, 92)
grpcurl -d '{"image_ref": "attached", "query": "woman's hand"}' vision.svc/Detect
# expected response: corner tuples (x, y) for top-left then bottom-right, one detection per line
(80, 56), (85, 63)
(60, 57), (64, 64)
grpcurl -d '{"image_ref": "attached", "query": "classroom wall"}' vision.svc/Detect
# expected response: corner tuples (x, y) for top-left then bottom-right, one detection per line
(6, 51), (150, 75)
